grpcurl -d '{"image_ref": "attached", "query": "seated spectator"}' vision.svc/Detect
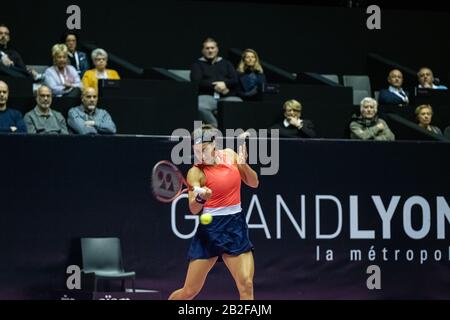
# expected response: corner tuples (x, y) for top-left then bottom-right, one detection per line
(82, 48), (120, 94)
(350, 97), (395, 141)
(68, 87), (116, 135)
(417, 67), (448, 90)
(270, 99), (316, 138)
(61, 30), (89, 78)
(415, 104), (442, 135)
(190, 38), (242, 128)
(0, 80), (26, 133)
(0, 24), (38, 79)
(444, 126), (450, 139)
(44, 44), (82, 97)
(24, 86), (68, 134)
(236, 49), (266, 100)
(378, 69), (409, 106)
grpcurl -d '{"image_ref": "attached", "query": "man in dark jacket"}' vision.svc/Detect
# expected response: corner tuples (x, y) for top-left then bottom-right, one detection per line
(378, 69), (409, 106)
(0, 80), (26, 133)
(190, 38), (242, 128)
(0, 24), (32, 78)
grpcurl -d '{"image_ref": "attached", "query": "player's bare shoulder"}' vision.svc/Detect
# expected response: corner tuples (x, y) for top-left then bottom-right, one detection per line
(187, 166), (206, 185)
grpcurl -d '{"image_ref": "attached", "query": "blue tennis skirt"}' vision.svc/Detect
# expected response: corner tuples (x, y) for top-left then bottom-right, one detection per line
(187, 212), (254, 261)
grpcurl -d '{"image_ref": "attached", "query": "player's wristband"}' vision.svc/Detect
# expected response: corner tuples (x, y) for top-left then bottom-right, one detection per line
(195, 194), (207, 204)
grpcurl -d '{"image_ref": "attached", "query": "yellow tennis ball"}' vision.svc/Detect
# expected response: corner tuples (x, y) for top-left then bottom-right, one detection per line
(200, 213), (213, 225)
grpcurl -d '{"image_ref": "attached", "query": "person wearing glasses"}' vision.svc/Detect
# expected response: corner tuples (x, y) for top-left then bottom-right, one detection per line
(417, 67), (447, 90)
(82, 48), (120, 94)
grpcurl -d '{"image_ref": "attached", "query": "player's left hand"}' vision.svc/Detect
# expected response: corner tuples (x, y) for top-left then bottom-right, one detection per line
(238, 143), (248, 165)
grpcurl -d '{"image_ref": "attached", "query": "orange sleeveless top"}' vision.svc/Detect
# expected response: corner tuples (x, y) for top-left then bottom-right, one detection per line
(196, 150), (242, 216)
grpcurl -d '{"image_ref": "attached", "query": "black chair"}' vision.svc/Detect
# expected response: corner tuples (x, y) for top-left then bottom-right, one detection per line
(80, 237), (136, 292)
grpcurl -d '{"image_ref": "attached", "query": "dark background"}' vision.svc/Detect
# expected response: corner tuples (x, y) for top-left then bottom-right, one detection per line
(1, 1), (449, 77)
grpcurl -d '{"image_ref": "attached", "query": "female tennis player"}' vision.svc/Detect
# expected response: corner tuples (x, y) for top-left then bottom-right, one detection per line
(168, 124), (259, 300)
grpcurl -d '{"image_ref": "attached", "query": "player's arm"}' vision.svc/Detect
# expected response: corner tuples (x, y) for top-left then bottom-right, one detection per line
(187, 166), (212, 215)
(225, 148), (259, 189)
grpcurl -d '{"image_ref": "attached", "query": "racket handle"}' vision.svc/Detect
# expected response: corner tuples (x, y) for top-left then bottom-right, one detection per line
(192, 186), (206, 194)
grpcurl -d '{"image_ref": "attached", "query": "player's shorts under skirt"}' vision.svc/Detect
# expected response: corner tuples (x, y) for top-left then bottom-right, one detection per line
(187, 212), (253, 261)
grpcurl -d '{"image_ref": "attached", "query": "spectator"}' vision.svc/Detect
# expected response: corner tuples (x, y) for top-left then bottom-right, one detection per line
(24, 86), (68, 134)
(417, 67), (447, 90)
(190, 38), (242, 128)
(82, 48), (120, 94)
(0, 80), (26, 133)
(270, 99), (316, 138)
(44, 44), (82, 97)
(378, 69), (409, 106)
(0, 24), (38, 79)
(68, 87), (116, 135)
(444, 126), (450, 139)
(415, 104), (442, 135)
(61, 30), (89, 77)
(236, 49), (266, 100)
(350, 97), (395, 141)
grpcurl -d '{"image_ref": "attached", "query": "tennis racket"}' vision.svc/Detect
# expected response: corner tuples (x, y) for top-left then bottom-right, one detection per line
(151, 160), (206, 203)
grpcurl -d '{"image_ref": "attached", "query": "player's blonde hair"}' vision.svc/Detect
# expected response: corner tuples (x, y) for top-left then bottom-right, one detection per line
(192, 124), (218, 145)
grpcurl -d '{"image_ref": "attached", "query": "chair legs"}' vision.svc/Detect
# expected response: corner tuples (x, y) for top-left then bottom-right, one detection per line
(122, 279), (135, 292)
(93, 277), (134, 292)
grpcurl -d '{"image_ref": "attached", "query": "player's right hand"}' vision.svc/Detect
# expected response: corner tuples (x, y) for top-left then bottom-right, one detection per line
(199, 187), (213, 201)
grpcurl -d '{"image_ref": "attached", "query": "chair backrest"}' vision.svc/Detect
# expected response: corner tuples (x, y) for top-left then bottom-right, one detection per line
(374, 90), (380, 101)
(27, 65), (49, 75)
(81, 237), (124, 272)
(167, 69), (191, 82)
(321, 74), (340, 85)
(343, 75), (372, 105)
(353, 89), (370, 106)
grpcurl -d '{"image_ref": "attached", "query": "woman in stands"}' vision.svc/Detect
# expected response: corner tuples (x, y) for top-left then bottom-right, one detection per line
(44, 44), (82, 97)
(415, 104), (443, 135)
(82, 48), (120, 94)
(270, 99), (316, 138)
(169, 125), (259, 300)
(236, 49), (266, 100)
